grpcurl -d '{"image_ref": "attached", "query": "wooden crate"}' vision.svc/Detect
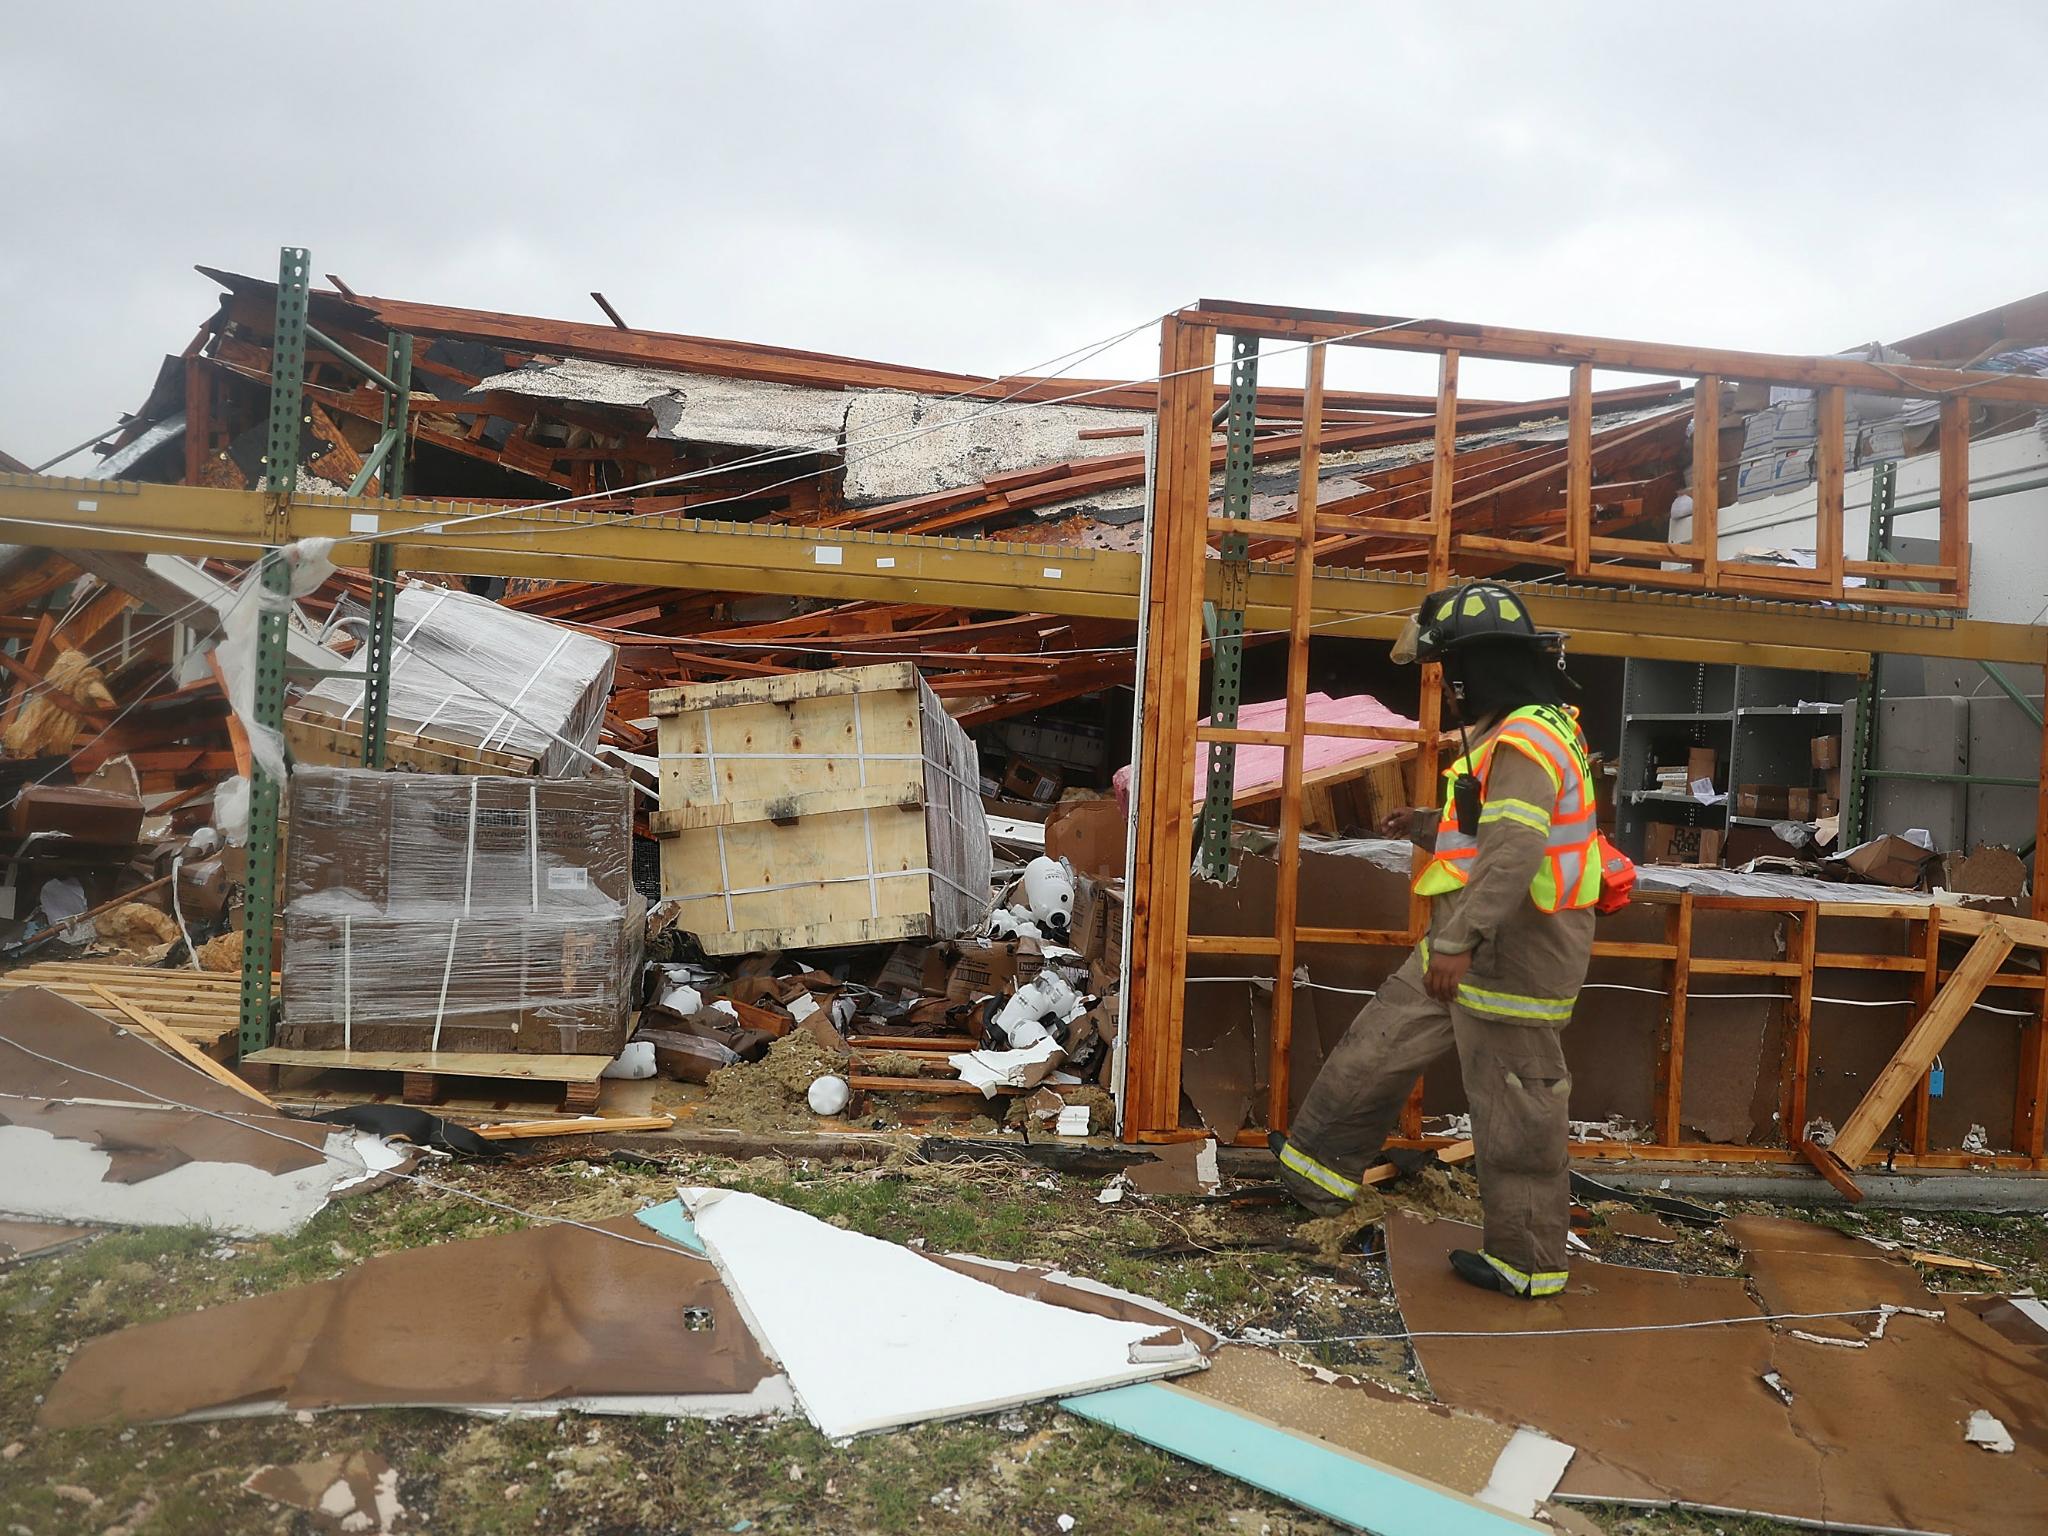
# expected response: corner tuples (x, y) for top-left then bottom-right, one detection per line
(649, 663), (991, 955)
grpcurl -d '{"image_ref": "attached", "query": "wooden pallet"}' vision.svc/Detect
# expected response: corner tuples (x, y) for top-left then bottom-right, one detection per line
(241, 1046), (610, 1113)
(0, 961), (248, 1059)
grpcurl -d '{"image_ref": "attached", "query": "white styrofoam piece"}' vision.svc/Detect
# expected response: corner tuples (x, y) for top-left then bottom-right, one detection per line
(1965, 1409), (2015, 1453)
(680, 1188), (1202, 1436)
(1475, 1428), (1575, 1517)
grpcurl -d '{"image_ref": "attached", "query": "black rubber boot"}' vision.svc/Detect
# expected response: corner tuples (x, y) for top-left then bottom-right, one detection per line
(1450, 1247), (1532, 1298)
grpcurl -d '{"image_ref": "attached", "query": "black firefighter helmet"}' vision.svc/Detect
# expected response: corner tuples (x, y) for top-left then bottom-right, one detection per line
(1392, 581), (1563, 665)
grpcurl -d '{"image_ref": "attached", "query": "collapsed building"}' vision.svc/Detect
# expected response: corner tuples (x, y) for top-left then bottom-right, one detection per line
(3, 263), (2048, 1535)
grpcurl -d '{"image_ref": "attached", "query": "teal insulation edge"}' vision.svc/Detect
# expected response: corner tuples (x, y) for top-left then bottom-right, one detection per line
(1060, 1382), (1546, 1536)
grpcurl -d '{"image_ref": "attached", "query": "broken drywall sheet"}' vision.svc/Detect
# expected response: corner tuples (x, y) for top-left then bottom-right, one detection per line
(680, 1187), (1209, 1437)
(1384, 1210), (2048, 1536)
(1063, 1380), (1549, 1535)
(40, 1214), (790, 1427)
(1126, 1137), (1221, 1197)
(0, 987), (409, 1237)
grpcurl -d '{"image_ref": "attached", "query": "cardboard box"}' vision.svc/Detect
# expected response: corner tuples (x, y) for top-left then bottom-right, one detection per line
(8, 782), (146, 844)
(1044, 798), (1127, 881)
(1815, 793), (1840, 819)
(1735, 784), (1793, 819)
(1832, 835), (1937, 890)
(1685, 746), (1719, 787)
(1645, 823), (1723, 866)
(1810, 734), (1841, 771)
(1822, 767), (1842, 798)
(1001, 755), (1065, 805)
(945, 938), (1045, 1002)
(874, 942), (950, 996)
(1785, 787), (1814, 821)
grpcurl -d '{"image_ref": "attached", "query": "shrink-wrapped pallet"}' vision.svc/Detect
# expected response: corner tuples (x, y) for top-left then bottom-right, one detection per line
(285, 583), (615, 777)
(280, 767), (643, 1054)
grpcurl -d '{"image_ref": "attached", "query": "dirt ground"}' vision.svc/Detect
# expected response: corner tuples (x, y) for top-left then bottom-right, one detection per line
(2, 1142), (2043, 1536)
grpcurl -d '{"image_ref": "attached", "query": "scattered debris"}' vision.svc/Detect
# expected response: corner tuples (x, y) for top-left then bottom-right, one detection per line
(1964, 1410), (2015, 1454)
(244, 1451), (404, 1533)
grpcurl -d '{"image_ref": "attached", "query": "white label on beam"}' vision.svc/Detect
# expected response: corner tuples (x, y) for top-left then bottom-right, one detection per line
(1043, 567), (1064, 579)
(349, 513), (381, 534)
(815, 546), (843, 566)
(76, 498), (98, 512)
(874, 557), (896, 569)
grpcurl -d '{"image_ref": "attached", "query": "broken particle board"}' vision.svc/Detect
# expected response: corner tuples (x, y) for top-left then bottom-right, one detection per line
(1385, 1210), (2048, 1536)
(0, 987), (410, 1237)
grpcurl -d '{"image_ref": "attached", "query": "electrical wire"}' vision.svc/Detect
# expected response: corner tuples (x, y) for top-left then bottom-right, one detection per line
(1233, 1304), (1938, 1347)
(0, 1029), (1951, 1356)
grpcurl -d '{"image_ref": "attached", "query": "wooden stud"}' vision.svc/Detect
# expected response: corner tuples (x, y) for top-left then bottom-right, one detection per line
(1427, 350), (1461, 579)
(1654, 894), (1693, 1147)
(89, 985), (276, 1109)
(1780, 905), (1817, 1144)
(1124, 314), (1217, 1138)
(476, 1115), (674, 1140)
(1939, 395), (1971, 608)
(1815, 385), (1846, 598)
(1906, 912), (1941, 1154)
(1266, 342), (1325, 1132)
(1566, 362), (1592, 574)
(2022, 668), (2048, 1163)
(1691, 375), (1720, 583)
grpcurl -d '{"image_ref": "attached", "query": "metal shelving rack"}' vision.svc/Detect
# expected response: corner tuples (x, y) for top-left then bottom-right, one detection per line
(1616, 656), (1857, 862)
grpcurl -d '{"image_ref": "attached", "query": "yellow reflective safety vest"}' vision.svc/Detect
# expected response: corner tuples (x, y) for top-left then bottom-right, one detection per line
(1414, 703), (1601, 912)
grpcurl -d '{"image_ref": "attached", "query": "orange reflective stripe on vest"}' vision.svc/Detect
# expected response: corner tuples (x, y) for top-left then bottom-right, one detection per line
(1414, 704), (1602, 912)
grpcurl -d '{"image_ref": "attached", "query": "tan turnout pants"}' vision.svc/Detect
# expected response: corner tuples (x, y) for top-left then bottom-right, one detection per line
(1288, 948), (1573, 1281)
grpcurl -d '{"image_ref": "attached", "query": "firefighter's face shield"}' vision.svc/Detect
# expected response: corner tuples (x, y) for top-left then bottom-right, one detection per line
(1391, 613), (1425, 665)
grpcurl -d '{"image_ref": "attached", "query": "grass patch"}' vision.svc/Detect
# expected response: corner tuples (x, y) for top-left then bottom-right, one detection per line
(6, 1152), (2048, 1534)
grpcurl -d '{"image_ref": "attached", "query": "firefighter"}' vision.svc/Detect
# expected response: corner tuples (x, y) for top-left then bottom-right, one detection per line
(1271, 581), (1601, 1299)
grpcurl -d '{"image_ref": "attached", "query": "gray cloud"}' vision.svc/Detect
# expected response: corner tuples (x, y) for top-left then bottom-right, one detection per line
(4, 1), (2044, 462)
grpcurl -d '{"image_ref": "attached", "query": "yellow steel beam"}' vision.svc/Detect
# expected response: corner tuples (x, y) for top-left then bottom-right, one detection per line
(4, 473), (2042, 671)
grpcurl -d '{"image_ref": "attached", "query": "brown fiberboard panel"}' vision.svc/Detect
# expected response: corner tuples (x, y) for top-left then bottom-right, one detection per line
(1386, 1210), (2048, 1535)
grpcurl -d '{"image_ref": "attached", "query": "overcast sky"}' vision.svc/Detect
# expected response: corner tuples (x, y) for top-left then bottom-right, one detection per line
(5, 2), (2045, 464)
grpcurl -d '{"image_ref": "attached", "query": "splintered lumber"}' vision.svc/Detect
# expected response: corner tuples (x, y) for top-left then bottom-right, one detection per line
(87, 984), (274, 1108)
(475, 1114), (674, 1140)
(1360, 1137), (1476, 1190)
(1804, 923), (2019, 1199)
(0, 960), (245, 1058)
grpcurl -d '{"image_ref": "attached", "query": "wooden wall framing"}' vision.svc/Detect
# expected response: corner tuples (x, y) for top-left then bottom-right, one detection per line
(1123, 303), (2048, 1174)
